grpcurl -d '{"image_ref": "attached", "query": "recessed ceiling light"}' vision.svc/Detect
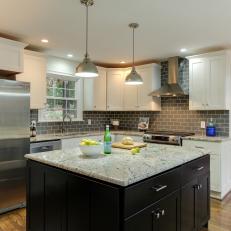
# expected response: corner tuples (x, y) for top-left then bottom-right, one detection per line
(120, 61), (126, 64)
(41, 39), (49, 43)
(67, 54), (73, 58)
(180, 48), (187, 53)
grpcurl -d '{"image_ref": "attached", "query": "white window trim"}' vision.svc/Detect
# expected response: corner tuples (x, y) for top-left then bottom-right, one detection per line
(38, 74), (83, 122)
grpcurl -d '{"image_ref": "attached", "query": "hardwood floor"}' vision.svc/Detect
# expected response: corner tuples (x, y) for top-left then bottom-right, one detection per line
(0, 208), (25, 231)
(0, 194), (231, 231)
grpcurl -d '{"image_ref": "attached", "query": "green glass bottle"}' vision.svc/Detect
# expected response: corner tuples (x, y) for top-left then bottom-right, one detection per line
(104, 125), (112, 154)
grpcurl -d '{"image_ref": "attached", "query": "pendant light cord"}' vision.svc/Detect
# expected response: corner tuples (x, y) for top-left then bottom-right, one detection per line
(85, 4), (89, 58)
(132, 27), (135, 67)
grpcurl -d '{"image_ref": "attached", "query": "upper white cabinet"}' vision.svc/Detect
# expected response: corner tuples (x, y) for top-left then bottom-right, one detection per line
(0, 37), (27, 74)
(123, 68), (140, 111)
(107, 69), (125, 111)
(136, 64), (161, 111)
(84, 67), (107, 111)
(188, 50), (231, 110)
(106, 64), (161, 111)
(16, 51), (46, 109)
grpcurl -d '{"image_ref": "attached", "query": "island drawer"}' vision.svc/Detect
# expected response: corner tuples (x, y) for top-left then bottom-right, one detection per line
(124, 168), (181, 218)
(181, 155), (210, 185)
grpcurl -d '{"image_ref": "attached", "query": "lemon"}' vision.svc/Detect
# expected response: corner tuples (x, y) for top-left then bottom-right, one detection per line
(131, 148), (138, 155)
(80, 139), (99, 146)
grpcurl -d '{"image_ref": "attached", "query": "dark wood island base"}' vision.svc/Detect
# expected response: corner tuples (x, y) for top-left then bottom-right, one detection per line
(27, 154), (210, 231)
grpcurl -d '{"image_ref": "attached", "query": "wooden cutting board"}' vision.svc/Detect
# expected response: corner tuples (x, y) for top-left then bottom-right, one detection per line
(112, 142), (147, 150)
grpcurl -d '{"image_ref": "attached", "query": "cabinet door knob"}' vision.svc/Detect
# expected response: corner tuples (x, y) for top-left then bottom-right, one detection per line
(155, 212), (160, 219)
(151, 185), (167, 192)
(194, 184), (202, 190)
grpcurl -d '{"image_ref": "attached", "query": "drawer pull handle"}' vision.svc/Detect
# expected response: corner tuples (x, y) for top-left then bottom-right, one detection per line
(161, 209), (165, 216)
(197, 166), (204, 171)
(195, 146), (205, 149)
(151, 185), (167, 192)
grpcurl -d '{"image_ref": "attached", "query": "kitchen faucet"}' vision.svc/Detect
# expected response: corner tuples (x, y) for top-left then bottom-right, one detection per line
(61, 113), (72, 134)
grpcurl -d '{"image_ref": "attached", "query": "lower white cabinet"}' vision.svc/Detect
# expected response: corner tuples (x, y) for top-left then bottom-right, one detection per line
(183, 139), (231, 199)
(16, 50), (46, 109)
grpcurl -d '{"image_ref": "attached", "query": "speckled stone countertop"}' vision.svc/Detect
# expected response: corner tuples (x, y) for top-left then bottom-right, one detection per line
(25, 144), (209, 187)
(182, 136), (231, 143)
(30, 130), (144, 143)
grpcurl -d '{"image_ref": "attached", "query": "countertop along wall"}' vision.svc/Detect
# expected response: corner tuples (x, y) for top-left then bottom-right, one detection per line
(31, 60), (229, 137)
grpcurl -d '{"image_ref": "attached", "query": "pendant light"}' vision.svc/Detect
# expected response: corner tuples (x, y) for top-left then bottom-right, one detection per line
(125, 23), (143, 85)
(75, 0), (98, 78)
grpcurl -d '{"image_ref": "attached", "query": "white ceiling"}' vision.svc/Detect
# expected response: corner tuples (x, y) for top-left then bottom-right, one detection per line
(1, 0), (231, 64)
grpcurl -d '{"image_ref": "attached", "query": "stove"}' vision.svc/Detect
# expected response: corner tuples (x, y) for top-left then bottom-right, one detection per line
(143, 130), (195, 146)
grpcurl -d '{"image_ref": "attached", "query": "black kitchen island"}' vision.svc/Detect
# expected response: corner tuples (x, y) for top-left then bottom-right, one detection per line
(26, 145), (210, 231)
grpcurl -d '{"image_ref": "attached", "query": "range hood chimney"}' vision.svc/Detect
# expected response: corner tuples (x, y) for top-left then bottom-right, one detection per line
(149, 57), (186, 97)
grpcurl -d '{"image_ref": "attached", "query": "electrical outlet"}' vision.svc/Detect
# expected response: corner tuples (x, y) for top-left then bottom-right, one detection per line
(88, 119), (92, 125)
(200, 121), (206, 129)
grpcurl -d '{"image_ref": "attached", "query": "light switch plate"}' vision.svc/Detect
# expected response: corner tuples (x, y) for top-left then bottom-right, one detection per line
(200, 121), (206, 129)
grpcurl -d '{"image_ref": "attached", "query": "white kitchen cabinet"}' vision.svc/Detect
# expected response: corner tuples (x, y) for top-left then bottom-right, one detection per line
(16, 50), (46, 109)
(0, 37), (27, 74)
(107, 64), (161, 111)
(136, 64), (161, 111)
(183, 139), (231, 199)
(84, 67), (107, 111)
(107, 69), (125, 111)
(188, 50), (231, 110)
(123, 68), (139, 111)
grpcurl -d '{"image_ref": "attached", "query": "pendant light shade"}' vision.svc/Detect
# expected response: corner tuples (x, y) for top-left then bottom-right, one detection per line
(76, 55), (98, 78)
(125, 23), (143, 85)
(125, 67), (143, 85)
(75, 0), (98, 78)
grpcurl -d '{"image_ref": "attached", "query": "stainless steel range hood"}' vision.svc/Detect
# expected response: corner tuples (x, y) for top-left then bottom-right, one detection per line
(149, 57), (186, 97)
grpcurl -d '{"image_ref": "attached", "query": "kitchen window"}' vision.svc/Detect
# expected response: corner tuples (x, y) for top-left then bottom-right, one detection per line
(39, 74), (83, 122)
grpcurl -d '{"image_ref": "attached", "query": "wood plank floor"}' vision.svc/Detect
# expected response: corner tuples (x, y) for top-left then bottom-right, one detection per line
(0, 194), (231, 231)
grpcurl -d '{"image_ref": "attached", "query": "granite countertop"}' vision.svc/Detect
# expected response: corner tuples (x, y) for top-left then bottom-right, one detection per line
(25, 144), (209, 187)
(30, 130), (144, 143)
(182, 135), (231, 143)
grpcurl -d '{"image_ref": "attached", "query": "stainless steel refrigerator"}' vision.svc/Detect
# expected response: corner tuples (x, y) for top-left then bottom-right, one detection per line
(0, 79), (30, 214)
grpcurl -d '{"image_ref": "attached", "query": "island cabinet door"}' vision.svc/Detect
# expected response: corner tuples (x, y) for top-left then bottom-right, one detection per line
(124, 190), (180, 231)
(197, 173), (210, 229)
(44, 166), (67, 231)
(181, 178), (198, 231)
(67, 174), (90, 231)
(27, 162), (45, 231)
(90, 181), (120, 231)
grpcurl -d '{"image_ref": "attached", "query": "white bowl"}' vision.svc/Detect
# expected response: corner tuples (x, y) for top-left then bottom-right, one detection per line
(79, 143), (103, 157)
